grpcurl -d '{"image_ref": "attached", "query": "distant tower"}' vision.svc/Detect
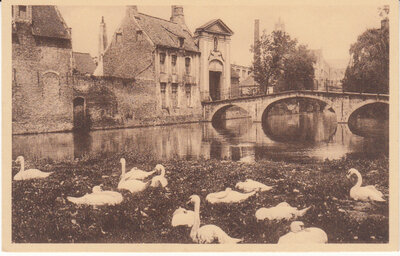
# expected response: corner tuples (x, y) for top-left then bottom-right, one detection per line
(98, 16), (108, 61)
(274, 17), (285, 32)
(253, 19), (260, 65)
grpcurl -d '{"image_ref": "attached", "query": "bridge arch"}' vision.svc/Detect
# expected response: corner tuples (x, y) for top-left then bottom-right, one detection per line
(344, 99), (389, 123)
(260, 95), (336, 123)
(210, 104), (250, 126)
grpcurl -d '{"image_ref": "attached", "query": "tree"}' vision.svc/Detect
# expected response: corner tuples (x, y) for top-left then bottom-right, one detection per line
(251, 30), (315, 93)
(342, 25), (389, 94)
(281, 45), (316, 91)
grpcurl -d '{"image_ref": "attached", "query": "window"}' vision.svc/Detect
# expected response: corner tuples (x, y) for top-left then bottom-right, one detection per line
(136, 30), (142, 41)
(185, 57), (191, 75)
(18, 6), (27, 19)
(171, 83), (178, 107)
(214, 37), (218, 51)
(160, 53), (166, 73)
(171, 55), (177, 74)
(179, 38), (184, 48)
(185, 84), (191, 107)
(116, 32), (122, 44)
(160, 83), (167, 108)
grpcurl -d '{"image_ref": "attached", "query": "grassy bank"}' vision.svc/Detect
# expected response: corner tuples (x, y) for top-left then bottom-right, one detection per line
(12, 151), (389, 243)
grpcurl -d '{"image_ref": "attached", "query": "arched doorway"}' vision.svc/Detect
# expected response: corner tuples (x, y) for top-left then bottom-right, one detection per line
(209, 60), (223, 101)
(73, 97), (86, 130)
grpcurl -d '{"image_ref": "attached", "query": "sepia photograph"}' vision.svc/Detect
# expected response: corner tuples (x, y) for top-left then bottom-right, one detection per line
(2, 0), (399, 252)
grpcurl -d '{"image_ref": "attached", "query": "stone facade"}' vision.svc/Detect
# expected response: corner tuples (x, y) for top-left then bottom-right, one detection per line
(231, 64), (251, 83)
(312, 49), (345, 92)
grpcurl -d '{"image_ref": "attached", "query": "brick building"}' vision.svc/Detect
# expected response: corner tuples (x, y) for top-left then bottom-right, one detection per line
(12, 5), (74, 133)
(95, 5), (234, 115)
(312, 49), (345, 92)
(12, 5), (236, 134)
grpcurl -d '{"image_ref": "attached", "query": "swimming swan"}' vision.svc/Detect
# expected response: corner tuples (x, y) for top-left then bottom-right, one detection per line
(171, 207), (195, 227)
(206, 188), (256, 204)
(150, 164), (168, 188)
(346, 168), (385, 202)
(189, 195), (242, 244)
(13, 156), (53, 181)
(255, 202), (311, 221)
(235, 179), (274, 193)
(67, 185), (123, 206)
(120, 158), (157, 180)
(118, 159), (150, 193)
(278, 221), (328, 244)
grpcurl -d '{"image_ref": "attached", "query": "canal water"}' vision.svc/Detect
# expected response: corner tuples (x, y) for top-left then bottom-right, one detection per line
(12, 110), (388, 163)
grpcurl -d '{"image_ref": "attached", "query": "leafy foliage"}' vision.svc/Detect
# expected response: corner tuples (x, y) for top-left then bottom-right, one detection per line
(12, 150), (388, 243)
(342, 26), (389, 93)
(251, 30), (316, 93)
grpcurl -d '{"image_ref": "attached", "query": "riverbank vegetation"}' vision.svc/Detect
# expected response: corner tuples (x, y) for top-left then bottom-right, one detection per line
(12, 151), (388, 243)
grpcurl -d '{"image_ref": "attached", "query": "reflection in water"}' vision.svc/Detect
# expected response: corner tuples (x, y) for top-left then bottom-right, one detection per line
(264, 111), (337, 144)
(12, 112), (388, 163)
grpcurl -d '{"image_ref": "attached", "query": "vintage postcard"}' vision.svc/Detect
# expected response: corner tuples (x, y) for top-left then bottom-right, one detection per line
(2, 0), (399, 252)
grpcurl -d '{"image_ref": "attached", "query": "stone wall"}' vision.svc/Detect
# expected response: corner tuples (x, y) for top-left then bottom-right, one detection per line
(12, 22), (74, 134)
(71, 75), (202, 131)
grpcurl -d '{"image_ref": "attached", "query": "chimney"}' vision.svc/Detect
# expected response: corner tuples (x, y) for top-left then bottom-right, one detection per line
(381, 17), (389, 30)
(98, 16), (108, 60)
(126, 5), (138, 18)
(253, 19), (260, 64)
(170, 6), (185, 26)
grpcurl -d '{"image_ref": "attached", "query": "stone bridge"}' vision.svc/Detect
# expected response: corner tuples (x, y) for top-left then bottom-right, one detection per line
(202, 90), (389, 123)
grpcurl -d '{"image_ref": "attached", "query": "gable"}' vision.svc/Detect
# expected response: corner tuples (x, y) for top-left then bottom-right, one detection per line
(195, 19), (233, 36)
(208, 23), (227, 34)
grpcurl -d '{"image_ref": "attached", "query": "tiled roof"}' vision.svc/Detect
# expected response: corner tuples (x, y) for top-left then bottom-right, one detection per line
(239, 73), (259, 87)
(31, 6), (71, 39)
(135, 13), (198, 52)
(73, 52), (96, 75)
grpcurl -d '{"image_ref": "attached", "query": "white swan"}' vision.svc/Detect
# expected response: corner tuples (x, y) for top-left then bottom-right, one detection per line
(346, 168), (385, 202)
(118, 159), (150, 193)
(235, 179), (274, 193)
(67, 185), (123, 206)
(255, 202), (311, 221)
(278, 221), (328, 244)
(206, 187), (256, 204)
(171, 207), (195, 227)
(13, 156), (53, 181)
(150, 164), (168, 188)
(189, 195), (242, 244)
(120, 158), (157, 180)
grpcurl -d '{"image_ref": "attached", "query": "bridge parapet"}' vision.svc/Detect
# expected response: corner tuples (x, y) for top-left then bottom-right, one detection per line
(202, 90), (389, 124)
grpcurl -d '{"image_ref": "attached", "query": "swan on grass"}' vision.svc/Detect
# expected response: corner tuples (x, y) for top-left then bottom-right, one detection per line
(150, 164), (168, 188)
(119, 158), (157, 180)
(206, 188), (256, 204)
(235, 179), (274, 193)
(171, 207), (195, 227)
(346, 168), (385, 202)
(118, 159), (150, 193)
(255, 202), (311, 221)
(13, 156), (53, 181)
(189, 195), (242, 244)
(67, 185), (123, 206)
(278, 221), (328, 244)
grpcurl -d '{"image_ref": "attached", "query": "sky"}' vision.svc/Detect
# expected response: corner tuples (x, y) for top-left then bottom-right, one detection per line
(58, 4), (383, 68)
